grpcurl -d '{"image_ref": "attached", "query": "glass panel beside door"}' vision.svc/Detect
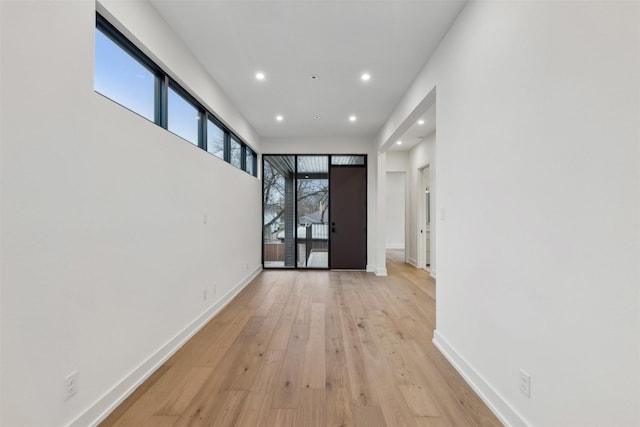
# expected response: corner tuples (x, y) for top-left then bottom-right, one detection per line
(263, 155), (296, 268)
(296, 156), (329, 268)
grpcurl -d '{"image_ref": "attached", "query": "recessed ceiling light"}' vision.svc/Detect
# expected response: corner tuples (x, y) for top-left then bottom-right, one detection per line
(314, 115), (321, 119)
(417, 119), (425, 125)
(349, 115), (357, 122)
(276, 115), (283, 122)
(255, 72), (265, 81)
(397, 140), (402, 145)
(361, 73), (371, 81)
(310, 74), (320, 80)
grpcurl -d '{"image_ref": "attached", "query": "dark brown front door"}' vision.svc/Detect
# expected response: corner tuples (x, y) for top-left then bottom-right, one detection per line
(329, 166), (367, 269)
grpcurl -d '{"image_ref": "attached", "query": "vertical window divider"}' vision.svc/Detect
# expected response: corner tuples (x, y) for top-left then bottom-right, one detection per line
(294, 156), (299, 268)
(224, 132), (231, 163)
(198, 111), (206, 150)
(253, 152), (258, 177)
(240, 144), (247, 171)
(156, 75), (168, 128)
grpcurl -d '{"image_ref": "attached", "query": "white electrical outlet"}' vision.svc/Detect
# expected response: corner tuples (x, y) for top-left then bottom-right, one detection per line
(64, 371), (78, 400)
(203, 290), (208, 301)
(519, 369), (531, 398)
(203, 213), (208, 224)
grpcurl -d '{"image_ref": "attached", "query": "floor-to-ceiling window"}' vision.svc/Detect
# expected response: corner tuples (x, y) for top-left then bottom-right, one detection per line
(296, 156), (329, 268)
(263, 155), (296, 268)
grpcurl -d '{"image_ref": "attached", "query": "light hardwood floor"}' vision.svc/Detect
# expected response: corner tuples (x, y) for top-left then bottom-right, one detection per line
(100, 250), (502, 427)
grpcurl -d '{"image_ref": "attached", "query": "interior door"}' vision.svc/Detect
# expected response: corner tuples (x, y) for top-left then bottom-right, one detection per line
(329, 165), (367, 269)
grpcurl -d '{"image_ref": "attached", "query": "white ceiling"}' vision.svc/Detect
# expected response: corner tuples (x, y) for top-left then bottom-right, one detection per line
(149, 0), (465, 141)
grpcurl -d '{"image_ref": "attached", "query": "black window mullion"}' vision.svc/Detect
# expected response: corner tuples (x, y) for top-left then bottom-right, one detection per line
(224, 132), (231, 163)
(156, 75), (168, 127)
(253, 153), (258, 177)
(294, 156), (298, 268)
(241, 144), (247, 171)
(198, 111), (206, 150)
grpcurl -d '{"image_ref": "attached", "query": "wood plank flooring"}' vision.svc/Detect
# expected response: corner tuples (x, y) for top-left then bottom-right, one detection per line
(100, 250), (502, 427)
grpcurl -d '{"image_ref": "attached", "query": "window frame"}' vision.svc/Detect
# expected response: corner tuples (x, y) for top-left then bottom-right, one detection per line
(95, 14), (163, 124)
(206, 114), (227, 160)
(245, 147), (256, 176)
(166, 80), (204, 148)
(229, 136), (243, 169)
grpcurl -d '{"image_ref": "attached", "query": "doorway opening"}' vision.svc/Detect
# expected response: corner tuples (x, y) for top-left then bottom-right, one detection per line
(385, 171), (407, 264)
(418, 164), (431, 271)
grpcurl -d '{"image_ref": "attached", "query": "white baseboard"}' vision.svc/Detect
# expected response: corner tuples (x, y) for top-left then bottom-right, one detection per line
(430, 268), (436, 279)
(366, 264), (376, 273)
(432, 330), (529, 427)
(71, 265), (263, 427)
(407, 257), (418, 268)
(375, 267), (388, 276)
(385, 244), (405, 250)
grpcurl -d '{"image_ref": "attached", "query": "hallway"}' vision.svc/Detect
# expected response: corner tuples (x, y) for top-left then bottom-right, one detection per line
(101, 254), (501, 426)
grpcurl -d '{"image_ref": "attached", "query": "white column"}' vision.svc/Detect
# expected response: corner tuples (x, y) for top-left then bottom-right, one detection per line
(376, 151), (387, 276)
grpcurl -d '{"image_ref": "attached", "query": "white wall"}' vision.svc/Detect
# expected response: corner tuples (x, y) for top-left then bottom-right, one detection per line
(262, 136), (382, 274)
(379, 1), (640, 426)
(385, 172), (405, 249)
(386, 151), (410, 258)
(0, 2), (262, 426)
(386, 150), (410, 172)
